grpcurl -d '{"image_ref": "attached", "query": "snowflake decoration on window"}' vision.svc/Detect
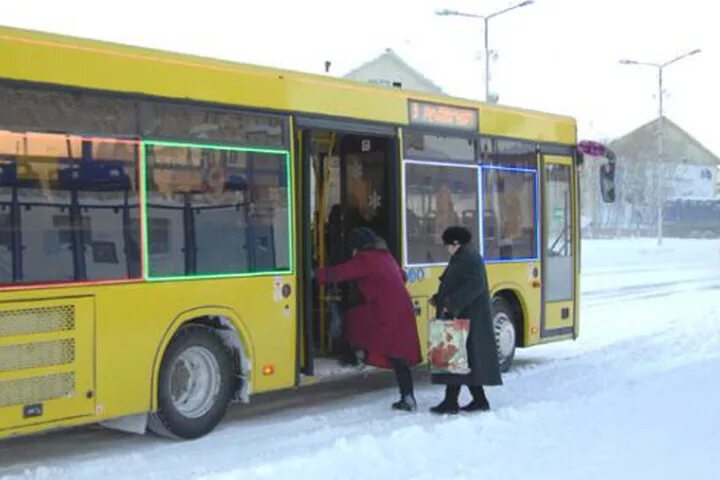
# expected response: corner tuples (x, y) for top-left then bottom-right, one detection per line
(347, 162), (363, 180)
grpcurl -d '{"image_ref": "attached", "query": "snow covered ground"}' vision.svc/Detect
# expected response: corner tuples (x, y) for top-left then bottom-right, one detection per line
(1, 238), (719, 480)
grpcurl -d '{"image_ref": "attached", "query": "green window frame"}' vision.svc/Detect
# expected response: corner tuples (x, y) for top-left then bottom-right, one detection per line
(140, 139), (293, 281)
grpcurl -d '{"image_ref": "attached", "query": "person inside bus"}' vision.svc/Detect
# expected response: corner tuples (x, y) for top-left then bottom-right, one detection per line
(315, 227), (421, 412)
(429, 226), (503, 414)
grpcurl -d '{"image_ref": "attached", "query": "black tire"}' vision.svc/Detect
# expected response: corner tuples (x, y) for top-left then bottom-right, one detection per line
(492, 297), (518, 373)
(149, 325), (236, 439)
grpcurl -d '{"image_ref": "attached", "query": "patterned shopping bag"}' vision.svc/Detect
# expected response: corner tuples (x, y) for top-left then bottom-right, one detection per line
(427, 318), (471, 374)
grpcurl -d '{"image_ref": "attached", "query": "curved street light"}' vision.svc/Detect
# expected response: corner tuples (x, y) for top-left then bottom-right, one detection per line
(619, 48), (702, 245)
(436, 1), (535, 103)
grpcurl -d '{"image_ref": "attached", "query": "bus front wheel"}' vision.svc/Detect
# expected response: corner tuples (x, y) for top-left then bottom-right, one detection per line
(492, 297), (517, 373)
(149, 325), (236, 439)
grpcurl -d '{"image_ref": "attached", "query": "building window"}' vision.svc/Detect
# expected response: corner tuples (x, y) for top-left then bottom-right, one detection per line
(368, 79), (392, 87)
(143, 141), (291, 278)
(0, 130), (141, 284)
(404, 162), (478, 265)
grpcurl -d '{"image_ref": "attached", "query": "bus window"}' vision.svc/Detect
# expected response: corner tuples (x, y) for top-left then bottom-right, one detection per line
(403, 162), (478, 265)
(481, 167), (537, 260)
(545, 164), (572, 259)
(481, 138), (536, 169)
(0, 84), (137, 136)
(143, 142), (291, 278)
(544, 163), (573, 301)
(404, 132), (475, 162)
(0, 130), (141, 285)
(140, 103), (287, 148)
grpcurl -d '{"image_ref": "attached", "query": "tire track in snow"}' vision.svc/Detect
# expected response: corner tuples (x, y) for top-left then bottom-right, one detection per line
(582, 277), (720, 307)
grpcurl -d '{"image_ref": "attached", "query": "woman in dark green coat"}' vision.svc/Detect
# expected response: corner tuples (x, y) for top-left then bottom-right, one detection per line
(430, 226), (502, 414)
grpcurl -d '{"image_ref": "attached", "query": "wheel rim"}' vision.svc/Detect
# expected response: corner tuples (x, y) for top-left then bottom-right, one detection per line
(169, 346), (221, 419)
(494, 311), (515, 364)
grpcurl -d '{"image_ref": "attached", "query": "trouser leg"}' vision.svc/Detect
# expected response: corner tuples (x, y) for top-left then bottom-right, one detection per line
(389, 357), (414, 397)
(469, 385), (487, 402)
(444, 385), (461, 405)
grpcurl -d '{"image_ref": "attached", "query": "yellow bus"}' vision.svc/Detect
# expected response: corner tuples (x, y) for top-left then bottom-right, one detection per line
(0, 25), (614, 440)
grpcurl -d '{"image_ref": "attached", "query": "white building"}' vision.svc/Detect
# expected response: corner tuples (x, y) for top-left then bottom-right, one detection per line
(343, 49), (443, 94)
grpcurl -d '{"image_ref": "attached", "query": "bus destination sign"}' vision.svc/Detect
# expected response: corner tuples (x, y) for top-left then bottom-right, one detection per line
(408, 100), (478, 131)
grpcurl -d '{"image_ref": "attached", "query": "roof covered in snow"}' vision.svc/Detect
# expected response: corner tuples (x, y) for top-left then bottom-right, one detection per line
(343, 48), (444, 94)
(610, 117), (720, 166)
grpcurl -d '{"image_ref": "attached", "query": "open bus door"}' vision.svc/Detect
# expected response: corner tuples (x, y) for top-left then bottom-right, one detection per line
(539, 141), (616, 340)
(540, 152), (577, 338)
(536, 140), (616, 341)
(294, 120), (399, 378)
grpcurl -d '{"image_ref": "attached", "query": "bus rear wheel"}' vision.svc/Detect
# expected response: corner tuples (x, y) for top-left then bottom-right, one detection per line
(149, 325), (235, 439)
(492, 297), (517, 373)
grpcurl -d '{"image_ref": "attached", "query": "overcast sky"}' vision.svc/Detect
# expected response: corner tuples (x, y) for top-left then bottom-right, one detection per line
(5, 0), (719, 156)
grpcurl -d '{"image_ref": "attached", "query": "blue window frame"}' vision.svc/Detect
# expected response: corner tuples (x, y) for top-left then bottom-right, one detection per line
(480, 165), (539, 261)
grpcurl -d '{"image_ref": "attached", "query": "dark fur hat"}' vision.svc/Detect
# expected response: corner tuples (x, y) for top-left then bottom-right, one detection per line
(441, 226), (472, 245)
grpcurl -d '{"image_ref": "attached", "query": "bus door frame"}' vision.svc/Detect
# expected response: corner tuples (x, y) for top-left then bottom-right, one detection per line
(293, 116), (399, 379)
(539, 148), (578, 339)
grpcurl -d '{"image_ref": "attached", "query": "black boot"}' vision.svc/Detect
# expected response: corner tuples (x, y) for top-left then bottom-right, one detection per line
(337, 352), (358, 366)
(461, 386), (490, 412)
(430, 400), (460, 415)
(337, 341), (359, 366)
(392, 394), (417, 412)
(390, 357), (415, 412)
(430, 385), (460, 415)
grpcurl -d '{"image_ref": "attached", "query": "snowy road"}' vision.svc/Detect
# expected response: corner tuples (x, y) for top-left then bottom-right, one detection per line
(1, 239), (719, 480)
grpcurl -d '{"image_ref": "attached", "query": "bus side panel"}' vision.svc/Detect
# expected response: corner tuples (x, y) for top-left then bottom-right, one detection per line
(96, 276), (297, 420)
(405, 262), (541, 352)
(0, 275), (296, 437)
(0, 296), (95, 431)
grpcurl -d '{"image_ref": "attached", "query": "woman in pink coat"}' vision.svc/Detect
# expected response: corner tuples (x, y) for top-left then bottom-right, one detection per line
(315, 227), (421, 412)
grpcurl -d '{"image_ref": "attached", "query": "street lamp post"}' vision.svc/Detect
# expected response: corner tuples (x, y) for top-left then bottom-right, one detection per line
(436, 1), (534, 103)
(620, 49), (701, 246)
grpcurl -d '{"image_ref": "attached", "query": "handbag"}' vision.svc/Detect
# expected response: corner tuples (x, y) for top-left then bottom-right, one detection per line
(427, 318), (471, 374)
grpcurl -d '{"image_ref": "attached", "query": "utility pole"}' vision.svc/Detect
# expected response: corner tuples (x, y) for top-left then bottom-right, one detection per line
(436, 1), (534, 103)
(620, 48), (701, 245)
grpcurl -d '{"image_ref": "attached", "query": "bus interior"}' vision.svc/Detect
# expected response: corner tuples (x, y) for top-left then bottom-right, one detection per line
(298, 128), (400, 376)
